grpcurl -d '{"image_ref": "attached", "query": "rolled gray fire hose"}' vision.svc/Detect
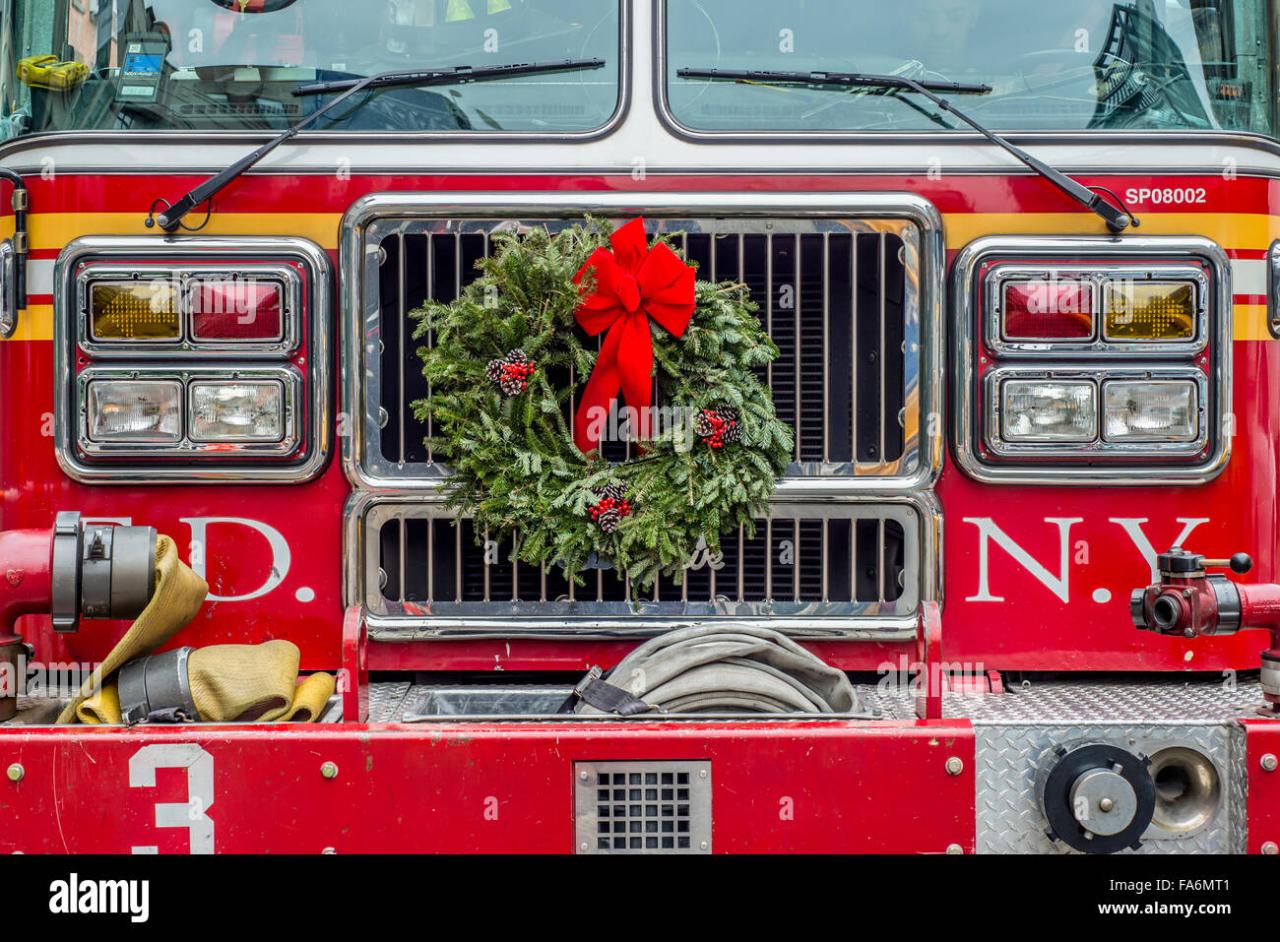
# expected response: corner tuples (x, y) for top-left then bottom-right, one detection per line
(568, 625), (861, 715)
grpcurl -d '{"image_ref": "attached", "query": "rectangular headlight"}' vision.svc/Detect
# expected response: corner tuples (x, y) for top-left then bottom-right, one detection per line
(87, 379), (182, 442)
(1103, 280), (1197, 341)
(1103, 380), (1199, 442)
(1000, 380), (1097, 443)
(189, 380), (285, 442)
(89, 281), (182, 341)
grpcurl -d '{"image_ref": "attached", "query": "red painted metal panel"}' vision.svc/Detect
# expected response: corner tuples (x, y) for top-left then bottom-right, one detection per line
(0, 720), (975, 854)
(0, 170), (1275, 675)
(12, 171), (1279, 216)
(1243, 719), (1280, 855)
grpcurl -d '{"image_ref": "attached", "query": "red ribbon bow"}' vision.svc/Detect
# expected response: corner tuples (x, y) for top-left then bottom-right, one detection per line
(572, 218), (696, 454)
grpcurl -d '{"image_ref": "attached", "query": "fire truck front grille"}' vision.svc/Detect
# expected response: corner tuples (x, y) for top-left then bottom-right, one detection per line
(368, 218), (921, 480)
(344, 198), (941, 639)
(355, 496), (927, 636)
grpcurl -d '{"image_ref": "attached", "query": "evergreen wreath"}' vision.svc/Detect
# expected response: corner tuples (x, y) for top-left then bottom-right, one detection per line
(411, 218), (791, 590)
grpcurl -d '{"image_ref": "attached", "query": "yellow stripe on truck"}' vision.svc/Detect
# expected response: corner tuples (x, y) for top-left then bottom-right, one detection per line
(7, 210), (1280, 254)
(9, 304), (52, 342)
(17, 213), (343, 250)
(0, 210), (1277, 342)
(1234, 304), (1272, 341)
(942, 212), (1280, 250)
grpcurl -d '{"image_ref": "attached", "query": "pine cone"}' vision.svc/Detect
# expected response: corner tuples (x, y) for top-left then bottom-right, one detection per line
(720, 407), (742, 444)
(588, 484), (632, 533)
(499, 374), (527, 396)
(697, 406), (741, 449)
(488, 349), (536, 396)
(594, 482), (628, 503)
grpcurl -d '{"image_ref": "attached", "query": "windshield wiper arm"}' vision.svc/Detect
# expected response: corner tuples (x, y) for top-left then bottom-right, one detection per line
(678, 67), (1137, 233)
(149, 58), (606, 232)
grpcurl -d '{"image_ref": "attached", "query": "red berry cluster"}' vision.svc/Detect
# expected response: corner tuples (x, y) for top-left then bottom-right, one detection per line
(695, 407), (741, 450)
(486, 349), (537, 396)
(588, 484), (632, 533)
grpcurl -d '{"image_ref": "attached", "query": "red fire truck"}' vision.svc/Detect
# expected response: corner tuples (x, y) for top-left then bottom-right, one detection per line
(0, 0), (1277, 855)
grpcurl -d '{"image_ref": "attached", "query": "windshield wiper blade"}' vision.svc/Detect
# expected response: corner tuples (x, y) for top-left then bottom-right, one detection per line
(292, 58), (604, 97)
(679, 67), (992, 96)
(149, 58), (606, 232)
(678, 67), (1137, 233)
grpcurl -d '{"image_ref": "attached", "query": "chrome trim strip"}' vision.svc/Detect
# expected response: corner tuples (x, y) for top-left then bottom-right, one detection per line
(53, 236), (331, 484)
(983, 365), (1209, 459)
(952, 235), (1232, 486)
(342, 489), (942, 643)
(76, 365), (300, 458)
(1269, 240), (1280, 341)
(0, 240), (15, 338)
(75, 262), (301, 358)
(339, 191), (946, 494)
(985, 263), (1209, 358)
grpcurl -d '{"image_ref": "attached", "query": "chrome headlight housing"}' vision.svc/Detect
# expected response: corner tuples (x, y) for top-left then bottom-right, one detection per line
(53, 236), (330, 484)
(953, 236), (1231, 486)
(0, 240), (16, 339)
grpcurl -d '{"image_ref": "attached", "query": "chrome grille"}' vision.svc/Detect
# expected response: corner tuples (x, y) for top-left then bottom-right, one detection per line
(362, 216), (923, 480)
(353, 495), (928, 637)
(341, 195), (944, 638)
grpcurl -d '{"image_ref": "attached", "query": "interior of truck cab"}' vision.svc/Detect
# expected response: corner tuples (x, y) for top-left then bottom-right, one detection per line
(1, 0), (621, 135)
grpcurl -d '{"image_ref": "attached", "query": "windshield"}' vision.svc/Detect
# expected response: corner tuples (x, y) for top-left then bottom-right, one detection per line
(666, 0), (1277, 135)
(0, 0), (620, 139)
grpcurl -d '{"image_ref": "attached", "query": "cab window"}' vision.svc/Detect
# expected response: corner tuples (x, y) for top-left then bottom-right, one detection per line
(1, 0), (621, 138)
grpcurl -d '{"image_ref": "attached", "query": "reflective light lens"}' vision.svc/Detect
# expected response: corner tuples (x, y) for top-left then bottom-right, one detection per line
(1001, 380), (1097, 443)
(89, 281), (181, 341)
(1002, 279), (1095, 340)
(190, 279), (284, 342)
(1103, 381), (1199, 443)
(87, 380), (182, 442)
(1103, 280), (1197, 341)
(189, 381), (285, 442)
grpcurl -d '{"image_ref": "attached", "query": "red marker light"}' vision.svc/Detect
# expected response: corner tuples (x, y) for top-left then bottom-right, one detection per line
(1002, 279), (1095, 341)
(190, 279), (284, 342)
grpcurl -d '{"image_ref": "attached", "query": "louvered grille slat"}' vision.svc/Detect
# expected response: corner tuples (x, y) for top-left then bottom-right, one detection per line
(368, 503), (917, 619)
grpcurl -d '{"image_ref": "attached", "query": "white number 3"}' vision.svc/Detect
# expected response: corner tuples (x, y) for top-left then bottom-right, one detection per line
(128, 744), (215, 855)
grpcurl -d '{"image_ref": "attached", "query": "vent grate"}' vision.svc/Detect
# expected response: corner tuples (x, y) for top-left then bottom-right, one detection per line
(574, 761), (712, 854)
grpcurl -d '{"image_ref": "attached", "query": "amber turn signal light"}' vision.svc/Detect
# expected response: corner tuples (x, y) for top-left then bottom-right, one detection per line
(89, 281), (181, 341)
(1103, 280), (1197, 341)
